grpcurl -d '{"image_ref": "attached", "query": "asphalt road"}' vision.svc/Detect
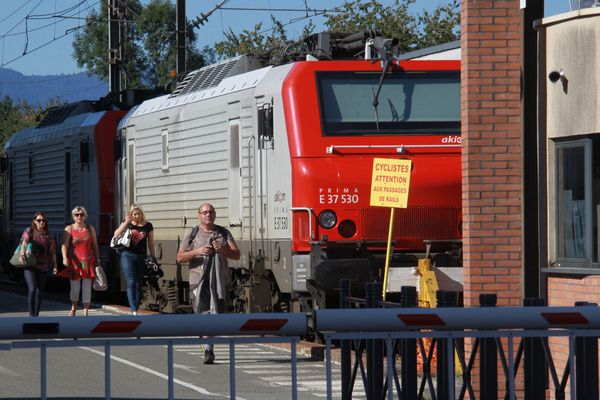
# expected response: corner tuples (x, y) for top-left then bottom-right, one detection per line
(0, 282), (367, 399)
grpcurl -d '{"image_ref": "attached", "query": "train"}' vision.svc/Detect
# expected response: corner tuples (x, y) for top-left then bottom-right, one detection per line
(1, 33), (462, 313)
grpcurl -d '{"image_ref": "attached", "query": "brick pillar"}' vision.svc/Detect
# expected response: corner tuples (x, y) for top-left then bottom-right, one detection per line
(461, 0), (524, 308)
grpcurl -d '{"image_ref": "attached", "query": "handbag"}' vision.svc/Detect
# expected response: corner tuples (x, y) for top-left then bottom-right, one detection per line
(93, 266), (108, 291)
(110, 228), (132, 250)
(9, 243), (37, 267)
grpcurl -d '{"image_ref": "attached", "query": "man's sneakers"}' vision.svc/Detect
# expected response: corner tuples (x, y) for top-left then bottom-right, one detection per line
(203, 350), (215, 365)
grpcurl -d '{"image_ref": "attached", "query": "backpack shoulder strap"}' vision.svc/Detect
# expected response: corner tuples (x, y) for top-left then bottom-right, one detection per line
(188, 225), (200, 247)
(214, 224), (229, 239)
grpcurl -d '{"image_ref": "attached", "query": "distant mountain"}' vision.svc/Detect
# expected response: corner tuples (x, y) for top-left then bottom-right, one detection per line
(0, 68), (108, 106)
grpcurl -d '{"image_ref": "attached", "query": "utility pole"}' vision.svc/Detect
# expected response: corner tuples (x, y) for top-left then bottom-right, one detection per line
(521, 0), (544, 299)
(108, 0), (126, 98)
(176, 0), (186, 76)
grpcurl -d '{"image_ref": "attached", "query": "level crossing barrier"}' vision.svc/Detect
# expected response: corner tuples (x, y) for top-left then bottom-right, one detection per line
(317, 280), (600, 400)
(3, 295), (600, 399)
(0, 313), (307, 400)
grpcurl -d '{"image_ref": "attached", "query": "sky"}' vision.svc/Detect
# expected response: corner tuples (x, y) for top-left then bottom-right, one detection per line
(0, 0), (572, 77)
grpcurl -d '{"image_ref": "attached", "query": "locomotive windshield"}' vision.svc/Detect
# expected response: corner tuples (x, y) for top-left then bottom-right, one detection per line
(316, 70), (460, 136)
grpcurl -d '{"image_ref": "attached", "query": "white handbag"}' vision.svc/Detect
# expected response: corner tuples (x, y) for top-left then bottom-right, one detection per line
(110, 228), (131, 250)
(93, 266), (108, 291)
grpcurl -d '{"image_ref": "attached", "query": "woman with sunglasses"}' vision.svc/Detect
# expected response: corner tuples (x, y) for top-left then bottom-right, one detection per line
(60, 206), (100, 316)
(18, 212), (57, 316)
(113, 203), (155, 315)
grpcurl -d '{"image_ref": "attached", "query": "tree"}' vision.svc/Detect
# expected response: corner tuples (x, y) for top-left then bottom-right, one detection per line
(325, 0), (419, 52)
(325, 0), (460, 52)
(72, 1), (145, 88)
(215, 17), (285, 59)
(417, 0), (460, 48)
(73, 0), (208, 89)
(215, 0), (459, 59)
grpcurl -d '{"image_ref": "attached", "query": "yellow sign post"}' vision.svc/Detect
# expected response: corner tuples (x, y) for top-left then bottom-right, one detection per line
(370, 158), (412, 301)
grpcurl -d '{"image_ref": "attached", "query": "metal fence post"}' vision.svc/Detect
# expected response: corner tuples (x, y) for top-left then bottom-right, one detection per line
(479, 293), (497, 400)
(575, 301), (598, 400)
(365, 282), (384, 400)
(373, 281), (384, 400)
(436, 290), (456, 400)
(400, 285), (418, 399)
(366, 282), (375, 400)
(523, 297), (546, 400)
(340, 279), (352, 400)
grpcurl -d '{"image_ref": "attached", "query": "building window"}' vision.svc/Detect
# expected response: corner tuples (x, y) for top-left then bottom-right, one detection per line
(553, 138), (600, 268)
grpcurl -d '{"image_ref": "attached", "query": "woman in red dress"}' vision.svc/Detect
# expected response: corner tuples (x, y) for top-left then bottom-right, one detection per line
(60, 206), (100, 316)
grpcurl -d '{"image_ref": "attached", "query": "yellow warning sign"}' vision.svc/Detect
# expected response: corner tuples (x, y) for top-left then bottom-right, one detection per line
(370, 158), (412, 208)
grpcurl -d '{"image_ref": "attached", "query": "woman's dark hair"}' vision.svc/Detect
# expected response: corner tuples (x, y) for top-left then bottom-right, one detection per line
(30, 211), (49, 231)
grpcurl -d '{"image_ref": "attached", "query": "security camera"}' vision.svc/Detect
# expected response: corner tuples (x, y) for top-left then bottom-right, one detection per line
(548, 69), (564, 84)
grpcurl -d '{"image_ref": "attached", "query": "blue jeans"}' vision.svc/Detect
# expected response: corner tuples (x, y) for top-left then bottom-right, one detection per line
(23, 267), (49, 316)
(120, 251), (145, 312)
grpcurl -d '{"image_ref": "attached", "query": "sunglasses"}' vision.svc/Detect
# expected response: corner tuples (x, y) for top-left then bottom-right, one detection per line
(73, 213), (84, 217)
(35, 219), (46, 222)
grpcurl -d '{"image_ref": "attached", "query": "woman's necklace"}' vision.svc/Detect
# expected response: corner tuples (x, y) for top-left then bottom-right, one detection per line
(73, 224), (86, 231)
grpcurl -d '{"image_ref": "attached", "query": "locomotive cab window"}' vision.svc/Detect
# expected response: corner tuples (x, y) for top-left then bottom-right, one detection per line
(551, 138), (600, 269)
(316, 71), (460, 136)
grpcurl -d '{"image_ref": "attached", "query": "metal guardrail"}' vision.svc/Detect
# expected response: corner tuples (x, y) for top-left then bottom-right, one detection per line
(325, 281), (600, 400)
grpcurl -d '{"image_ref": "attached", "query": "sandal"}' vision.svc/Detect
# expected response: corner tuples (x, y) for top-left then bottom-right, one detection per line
(69, 309), (76, 317)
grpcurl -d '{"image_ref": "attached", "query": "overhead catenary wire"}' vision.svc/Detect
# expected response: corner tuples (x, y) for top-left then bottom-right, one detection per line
(0, 0), (35, 25)
(1, 0), (100, 68)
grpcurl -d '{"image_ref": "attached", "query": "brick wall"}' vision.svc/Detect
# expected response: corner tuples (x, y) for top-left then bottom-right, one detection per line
(461, 0), (523, 307)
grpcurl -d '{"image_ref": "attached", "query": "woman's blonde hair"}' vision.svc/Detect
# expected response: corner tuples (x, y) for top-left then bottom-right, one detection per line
(128, 203), (147, 224)
(71, 206), (88, 218)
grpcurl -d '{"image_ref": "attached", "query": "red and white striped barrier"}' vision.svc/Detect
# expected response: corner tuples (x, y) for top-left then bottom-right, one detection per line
(0, 313), (307, 340)
(314, 306), (600, 332)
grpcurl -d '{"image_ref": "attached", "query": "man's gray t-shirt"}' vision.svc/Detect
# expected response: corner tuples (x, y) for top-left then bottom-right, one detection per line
(179, 225), (233, 288)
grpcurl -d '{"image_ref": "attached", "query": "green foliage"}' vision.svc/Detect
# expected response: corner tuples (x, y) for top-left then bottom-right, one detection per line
(325, 0), (419, 52)
(214, 16), (289, 59)
(73, 0), (459, 84)
(215, 0), (459, 59)
(325, 0), (459, 52)
(417, 0), (461, 48)
(73, 0), (207, 88)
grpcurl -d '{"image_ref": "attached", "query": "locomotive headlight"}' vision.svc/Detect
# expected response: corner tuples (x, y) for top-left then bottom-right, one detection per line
(338, 220), (357, 238)
(318, 210), (337, 229)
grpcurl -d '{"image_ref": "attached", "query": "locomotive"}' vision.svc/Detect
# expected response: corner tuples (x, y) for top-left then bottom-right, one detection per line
(2, 35), (461, 313)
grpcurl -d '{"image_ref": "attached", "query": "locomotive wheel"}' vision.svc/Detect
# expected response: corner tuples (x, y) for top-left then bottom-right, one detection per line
(230, 268), (252, 313)
(272, 291), (291, 312)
